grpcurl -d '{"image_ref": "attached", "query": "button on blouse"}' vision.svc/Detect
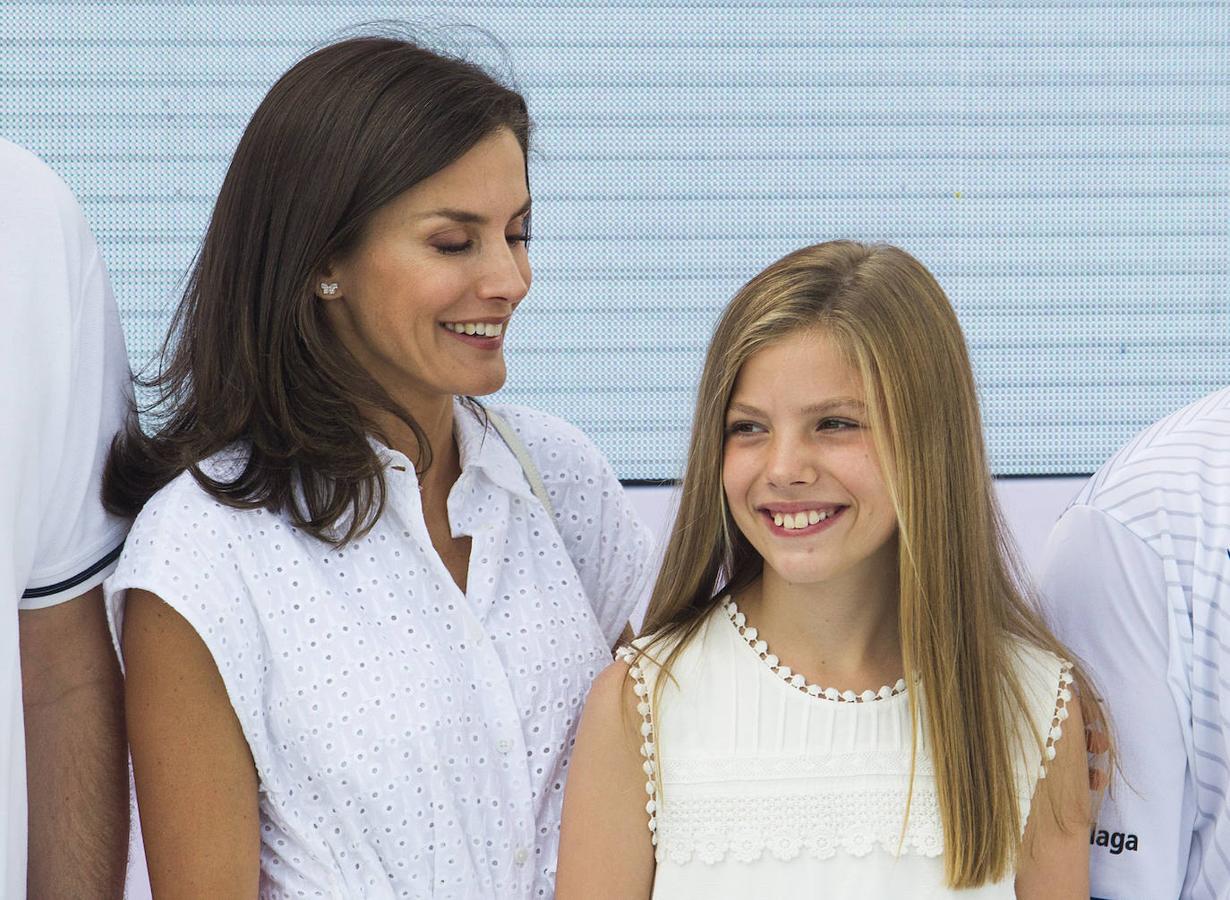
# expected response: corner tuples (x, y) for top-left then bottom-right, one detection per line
(105, 401), (655, 899)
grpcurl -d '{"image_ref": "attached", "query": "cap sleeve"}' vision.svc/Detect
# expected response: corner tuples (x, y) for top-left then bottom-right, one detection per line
(104, 473), (283, 794)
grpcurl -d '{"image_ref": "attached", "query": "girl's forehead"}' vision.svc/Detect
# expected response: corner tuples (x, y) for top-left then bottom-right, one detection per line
(731, 332), (864, 400)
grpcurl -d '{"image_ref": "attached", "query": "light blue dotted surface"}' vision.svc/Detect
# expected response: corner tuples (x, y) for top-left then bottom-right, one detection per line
(2, 2), (1226, 478)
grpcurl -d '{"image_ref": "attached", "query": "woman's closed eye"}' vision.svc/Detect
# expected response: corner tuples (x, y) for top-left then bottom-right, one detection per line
(508, 214), (532, 248)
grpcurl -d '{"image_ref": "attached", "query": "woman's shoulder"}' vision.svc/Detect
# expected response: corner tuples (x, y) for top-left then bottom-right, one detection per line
(123, 445), (257, 544)
(484, 402), (615, 483)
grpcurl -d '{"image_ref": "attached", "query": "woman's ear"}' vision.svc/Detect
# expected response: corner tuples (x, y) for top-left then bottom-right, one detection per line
(313, 264), (342, 300)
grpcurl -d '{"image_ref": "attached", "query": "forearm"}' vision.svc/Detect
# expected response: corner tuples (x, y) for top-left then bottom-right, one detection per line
(21, 590), (129, 899)
(24, 659), (129, 898)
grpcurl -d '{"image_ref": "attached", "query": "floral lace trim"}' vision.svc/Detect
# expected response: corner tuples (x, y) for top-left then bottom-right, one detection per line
(724, 598), (907, 702)
(1037, 661), (1075, 780)
(661, 750), (934, 784)
(615, 645), (659, 847)
(654, 788), (944, 865)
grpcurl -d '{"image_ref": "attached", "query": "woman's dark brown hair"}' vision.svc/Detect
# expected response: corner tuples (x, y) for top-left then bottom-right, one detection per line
(104, 34), (531, 543)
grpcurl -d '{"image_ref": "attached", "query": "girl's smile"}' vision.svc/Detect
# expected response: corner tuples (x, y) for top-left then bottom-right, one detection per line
(760, 503), (848, 535)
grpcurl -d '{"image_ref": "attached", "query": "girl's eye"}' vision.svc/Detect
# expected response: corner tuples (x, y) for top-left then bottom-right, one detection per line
(818, 418), (859, 432)
(725, 421), (763, 436)
(434, 240), (473, 255)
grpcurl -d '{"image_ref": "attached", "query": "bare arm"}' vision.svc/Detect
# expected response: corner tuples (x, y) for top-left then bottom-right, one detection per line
(20, 585), (128, 899)
(123, 588), (260, 898)
(1015, 695), (1091, 899)
(556, 660), (655, 899)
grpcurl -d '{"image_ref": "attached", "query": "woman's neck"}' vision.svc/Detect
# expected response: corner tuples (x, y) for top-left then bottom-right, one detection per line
(739, 556), (903, 692)
(367, 393), (460, 496)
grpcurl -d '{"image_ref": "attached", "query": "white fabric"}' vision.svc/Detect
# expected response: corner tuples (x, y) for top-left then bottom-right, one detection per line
(104, 400), (655, 899)
(628, 604), (1069, 899)
(1039, 387), (1230, 900)
(0, 139), (131, 899)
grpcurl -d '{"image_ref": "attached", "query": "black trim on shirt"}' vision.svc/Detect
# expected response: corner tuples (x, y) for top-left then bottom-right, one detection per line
(21, 541), (125, 600)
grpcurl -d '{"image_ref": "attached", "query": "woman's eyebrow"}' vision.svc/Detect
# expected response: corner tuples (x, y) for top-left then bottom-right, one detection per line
(414, 197), (532, 225)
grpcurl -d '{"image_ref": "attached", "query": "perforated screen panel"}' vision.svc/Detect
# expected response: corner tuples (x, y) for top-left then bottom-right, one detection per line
(3, 2), (1226, 478)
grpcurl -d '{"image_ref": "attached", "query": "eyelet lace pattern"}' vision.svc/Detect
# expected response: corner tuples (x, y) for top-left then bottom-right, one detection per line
(657, 787), (945, 865)
(724, 598), (907, 703)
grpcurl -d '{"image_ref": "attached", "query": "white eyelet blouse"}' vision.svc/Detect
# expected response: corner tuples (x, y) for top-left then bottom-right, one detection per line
(620, 600), (1073, 899)
(104, 401), (656, 899)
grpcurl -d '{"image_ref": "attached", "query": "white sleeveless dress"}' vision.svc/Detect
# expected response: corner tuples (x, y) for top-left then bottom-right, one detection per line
(617, 599), (1073, 900)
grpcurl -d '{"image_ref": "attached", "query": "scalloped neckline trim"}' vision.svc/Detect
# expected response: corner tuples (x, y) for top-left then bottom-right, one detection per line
(722, 597), (907, 703)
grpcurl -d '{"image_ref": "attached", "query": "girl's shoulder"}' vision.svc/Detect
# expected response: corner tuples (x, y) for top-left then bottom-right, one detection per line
(1005, 636), (1072, 696)
(617, 608), (728, 687)
(1002, 636), (1077, 775)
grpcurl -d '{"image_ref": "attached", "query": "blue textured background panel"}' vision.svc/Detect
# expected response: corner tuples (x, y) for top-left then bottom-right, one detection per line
(2, 2), (1227, 478)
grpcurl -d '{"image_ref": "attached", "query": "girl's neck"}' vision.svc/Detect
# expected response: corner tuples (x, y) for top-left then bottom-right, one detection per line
(738, 556), (903, 692)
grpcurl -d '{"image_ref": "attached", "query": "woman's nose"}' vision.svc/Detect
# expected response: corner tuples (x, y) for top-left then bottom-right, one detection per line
(477, 240), (531, 304)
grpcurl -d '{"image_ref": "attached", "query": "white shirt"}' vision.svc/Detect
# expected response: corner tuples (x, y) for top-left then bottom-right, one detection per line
(624, 601), (1071, 899)
(0, 138), (131, 897)
(1039, 387), (1230, 900)
(105, 401), (655, 899)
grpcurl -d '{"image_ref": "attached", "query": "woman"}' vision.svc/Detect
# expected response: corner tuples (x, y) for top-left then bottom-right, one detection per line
(104, 36), (653, 898)
(556, 242), (1101, 898)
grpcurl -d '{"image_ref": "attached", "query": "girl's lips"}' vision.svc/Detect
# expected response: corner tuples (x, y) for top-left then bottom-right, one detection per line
(761, 505), (847, 537)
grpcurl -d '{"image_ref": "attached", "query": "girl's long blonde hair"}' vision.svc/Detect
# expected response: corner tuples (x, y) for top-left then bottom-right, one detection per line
(637, 240), (1105, 888)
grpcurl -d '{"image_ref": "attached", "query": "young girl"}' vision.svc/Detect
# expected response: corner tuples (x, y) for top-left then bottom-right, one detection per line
(556, 241), (1100, 898)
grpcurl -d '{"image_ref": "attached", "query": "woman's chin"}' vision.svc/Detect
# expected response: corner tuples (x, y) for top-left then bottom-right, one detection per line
(453, 366), (507, 398)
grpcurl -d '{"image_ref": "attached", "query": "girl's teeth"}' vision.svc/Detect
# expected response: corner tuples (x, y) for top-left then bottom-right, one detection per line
(772, 509), (837, 530)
